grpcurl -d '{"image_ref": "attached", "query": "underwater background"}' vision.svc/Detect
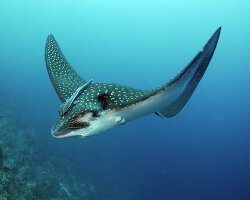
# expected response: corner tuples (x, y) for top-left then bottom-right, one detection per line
(0, 0), (250, 199)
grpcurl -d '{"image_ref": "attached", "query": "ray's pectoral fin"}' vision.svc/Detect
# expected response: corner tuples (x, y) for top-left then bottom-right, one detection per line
(45, 34), (86, 103)
(158, 27), (221, 118)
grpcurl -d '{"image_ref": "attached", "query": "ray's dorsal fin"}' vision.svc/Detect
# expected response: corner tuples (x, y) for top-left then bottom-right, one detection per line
(45, 34), (86, 102)
(157, 27), (221, 117)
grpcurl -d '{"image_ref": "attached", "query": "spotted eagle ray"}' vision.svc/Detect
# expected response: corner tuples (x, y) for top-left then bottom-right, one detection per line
(45, 27), (221, 138)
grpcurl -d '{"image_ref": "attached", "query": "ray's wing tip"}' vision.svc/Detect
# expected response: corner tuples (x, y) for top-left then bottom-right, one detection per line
(217, 26), (222, 32)
(203, 26), (222, 55)
(214, 26), (222, 39)
(46, 34), (56, 44)
(210, 26), (221, 42)
(47, 34), (54, 39)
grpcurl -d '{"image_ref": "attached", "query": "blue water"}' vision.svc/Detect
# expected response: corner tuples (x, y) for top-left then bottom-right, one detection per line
(1, 0), (250, 199)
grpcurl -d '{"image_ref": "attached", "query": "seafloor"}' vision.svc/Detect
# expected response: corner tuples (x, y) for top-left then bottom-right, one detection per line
(0, 91), (108, 200)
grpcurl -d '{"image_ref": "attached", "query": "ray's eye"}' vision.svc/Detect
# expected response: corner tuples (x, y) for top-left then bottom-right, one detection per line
(92, 111), (100, 118)
(98, 94), (109, 110)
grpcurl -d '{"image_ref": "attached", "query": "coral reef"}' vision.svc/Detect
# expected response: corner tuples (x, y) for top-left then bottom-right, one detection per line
(0, 145), (3, 168)
(0, 95), (99, 199)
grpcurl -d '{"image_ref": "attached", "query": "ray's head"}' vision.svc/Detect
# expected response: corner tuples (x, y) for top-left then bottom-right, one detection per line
(51, 106), (99, 138)
(51, 94), (121, 139)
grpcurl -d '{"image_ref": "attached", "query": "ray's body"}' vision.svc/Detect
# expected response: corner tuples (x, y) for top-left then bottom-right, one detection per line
(45, 27), (221, 138)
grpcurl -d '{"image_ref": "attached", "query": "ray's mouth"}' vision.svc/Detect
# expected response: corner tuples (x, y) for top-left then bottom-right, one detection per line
(51, 122), (90, 138)
(51, 128), (72, 138)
